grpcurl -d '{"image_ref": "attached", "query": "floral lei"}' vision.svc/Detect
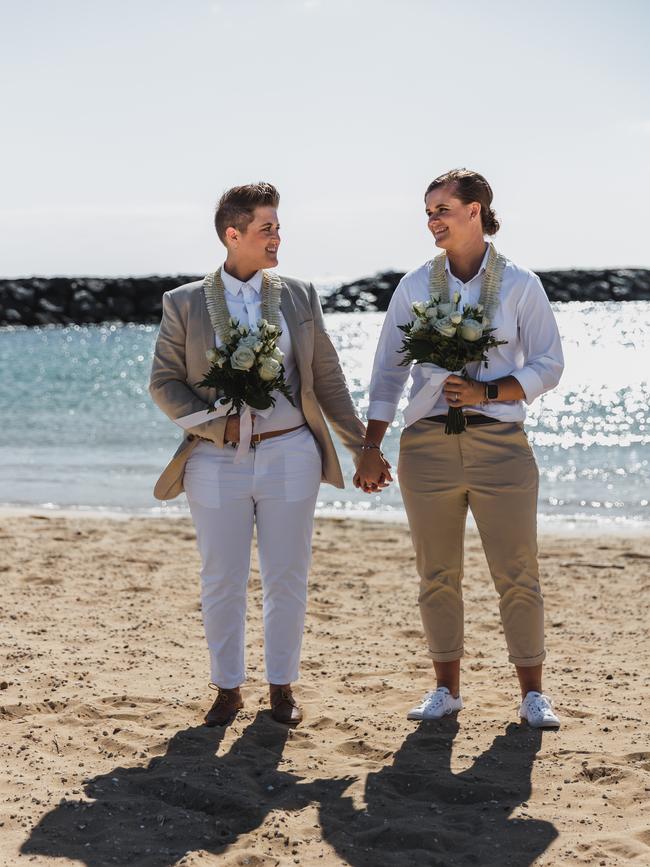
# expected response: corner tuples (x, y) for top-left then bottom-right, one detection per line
(203, 268), (283, 343)
(429, 242), (507, 324)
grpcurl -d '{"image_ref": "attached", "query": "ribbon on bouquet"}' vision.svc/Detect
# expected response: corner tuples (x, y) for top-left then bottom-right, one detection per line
(402, 366), (461, 428)
(173, 400), (232, 432)
(234, 403), (273, 463)
(174, 401), (273, 463)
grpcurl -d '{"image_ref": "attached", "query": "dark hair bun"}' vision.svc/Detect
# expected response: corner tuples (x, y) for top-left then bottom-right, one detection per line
(483, 207), (500, 236)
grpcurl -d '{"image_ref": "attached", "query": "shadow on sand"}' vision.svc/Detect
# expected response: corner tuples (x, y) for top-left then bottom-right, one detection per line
(21, 710), (347, 865)
(22, 715), (556, 866)
(317, 719), (558, 866)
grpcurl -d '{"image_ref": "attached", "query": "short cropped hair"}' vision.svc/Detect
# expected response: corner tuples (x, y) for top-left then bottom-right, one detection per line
(425, 169), (500, 235)
(214, 182), (280, 243)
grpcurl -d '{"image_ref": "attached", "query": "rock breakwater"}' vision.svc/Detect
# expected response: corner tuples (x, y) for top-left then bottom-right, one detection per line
(1, 269), (648, 326)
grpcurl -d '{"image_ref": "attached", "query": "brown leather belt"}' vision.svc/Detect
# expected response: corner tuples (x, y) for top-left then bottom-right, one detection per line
(226, 423), (306, 447)
(425, 413), (500, 426)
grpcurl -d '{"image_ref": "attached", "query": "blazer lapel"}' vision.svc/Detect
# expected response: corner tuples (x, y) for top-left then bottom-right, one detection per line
(199, 278), (216, 356)
(193, 278), (218, 400)
(280, 281), (309, 375)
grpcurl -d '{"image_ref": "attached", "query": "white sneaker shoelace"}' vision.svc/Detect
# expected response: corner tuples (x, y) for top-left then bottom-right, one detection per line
(520, 691), (560, 728)
(407, 686), (463, 720)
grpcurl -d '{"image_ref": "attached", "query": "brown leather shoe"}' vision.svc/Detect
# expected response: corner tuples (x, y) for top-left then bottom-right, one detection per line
(204, 686), (243, 726)
(270, 685), (303, 725)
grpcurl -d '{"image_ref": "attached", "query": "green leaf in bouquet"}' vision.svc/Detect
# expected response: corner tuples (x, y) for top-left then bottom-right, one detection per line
(245, 382), (275, 410)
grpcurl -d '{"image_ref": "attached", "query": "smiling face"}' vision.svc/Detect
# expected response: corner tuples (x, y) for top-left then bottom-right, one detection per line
(425, 184), (482, 251)
(225, 205), (281, 271)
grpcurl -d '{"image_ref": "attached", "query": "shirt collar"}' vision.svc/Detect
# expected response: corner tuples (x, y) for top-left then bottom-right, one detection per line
(444, 243), (490, 282)
(221, 265), (263, 297)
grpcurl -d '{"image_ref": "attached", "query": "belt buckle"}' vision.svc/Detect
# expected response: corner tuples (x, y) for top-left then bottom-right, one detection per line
(251, 433), (262, 446)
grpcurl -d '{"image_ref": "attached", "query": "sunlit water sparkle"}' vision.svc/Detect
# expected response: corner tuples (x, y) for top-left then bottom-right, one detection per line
(1, 302), (648, 529)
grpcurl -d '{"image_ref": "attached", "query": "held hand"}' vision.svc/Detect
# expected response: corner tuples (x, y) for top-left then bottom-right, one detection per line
(442, 375), (484, 408)
(353, 450), (393, 494)
(224, 415), (241, 444)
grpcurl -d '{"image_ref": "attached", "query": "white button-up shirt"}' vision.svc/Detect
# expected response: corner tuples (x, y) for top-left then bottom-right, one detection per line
(367, 247), (564, 425)
(219, 266), (306, 433)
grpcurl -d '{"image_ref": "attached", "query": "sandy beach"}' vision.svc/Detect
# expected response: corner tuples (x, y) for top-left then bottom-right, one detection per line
(1, 512), (649, 866)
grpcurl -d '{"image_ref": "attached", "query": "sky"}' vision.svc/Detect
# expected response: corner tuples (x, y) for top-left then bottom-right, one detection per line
(1, 0), (649, 281)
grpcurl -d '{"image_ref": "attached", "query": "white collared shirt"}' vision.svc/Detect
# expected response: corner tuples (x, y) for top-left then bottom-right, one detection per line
(367, 247), (564, 424)
(219, 265), (305, 433)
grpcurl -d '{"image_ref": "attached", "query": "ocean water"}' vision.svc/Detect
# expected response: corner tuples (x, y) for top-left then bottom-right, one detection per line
(1, 302), (649, 530)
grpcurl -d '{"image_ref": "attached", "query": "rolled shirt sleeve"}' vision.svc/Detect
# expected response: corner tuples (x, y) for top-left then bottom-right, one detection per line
(511, 274), (565, 404)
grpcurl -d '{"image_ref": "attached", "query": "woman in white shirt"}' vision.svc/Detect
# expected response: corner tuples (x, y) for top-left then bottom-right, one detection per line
(356, 169), (564, 728)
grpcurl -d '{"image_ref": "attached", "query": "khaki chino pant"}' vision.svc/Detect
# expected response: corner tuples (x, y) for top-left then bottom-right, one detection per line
(398, 418), (545, 667)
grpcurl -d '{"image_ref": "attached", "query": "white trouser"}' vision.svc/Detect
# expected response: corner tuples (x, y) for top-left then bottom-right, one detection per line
(183, 426), (322, 689)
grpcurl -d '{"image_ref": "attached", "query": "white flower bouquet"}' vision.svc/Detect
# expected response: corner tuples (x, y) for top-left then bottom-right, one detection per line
(197, 318), (294, 414)
(398, 292), (507, 434)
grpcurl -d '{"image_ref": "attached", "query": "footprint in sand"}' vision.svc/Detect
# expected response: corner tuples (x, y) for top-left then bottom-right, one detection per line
(579, 764), (626, 783)
(22, 575), (63, 585)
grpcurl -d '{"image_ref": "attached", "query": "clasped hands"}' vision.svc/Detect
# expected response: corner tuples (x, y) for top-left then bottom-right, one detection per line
(353, 448), (393, 494)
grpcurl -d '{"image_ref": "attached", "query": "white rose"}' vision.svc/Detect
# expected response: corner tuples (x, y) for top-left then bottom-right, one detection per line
(205, 348), (219, 363)
(430, 292), (441, 303)
(411, 319), (429, 334)
(433, 316), (458, 338)
(240, 334), (258, 348)
(425, 305), (439, 319)
(437, 302), (453, 317)
(229, 316), (238, 327)
(450, 313), (462, 325)
(239, 324), (248, 335)
(257, 318), (269, 329)
(412, 301), (427, 316)
(230, 345), (256, 370)
(272, 346), (284, 361)
(477, 304), (484, 313)
(258, 356), (282, 381)
(453, 291), (461, 304)
(460, 319), (484, 341)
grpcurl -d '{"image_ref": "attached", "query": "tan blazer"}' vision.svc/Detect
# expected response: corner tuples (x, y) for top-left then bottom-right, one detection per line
(149, 275), (366, 500)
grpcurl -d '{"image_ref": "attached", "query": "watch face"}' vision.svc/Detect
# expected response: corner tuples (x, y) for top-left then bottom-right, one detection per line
(487, 383), (499, 400)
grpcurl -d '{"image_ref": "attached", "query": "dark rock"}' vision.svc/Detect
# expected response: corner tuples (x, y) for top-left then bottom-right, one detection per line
(106, 295), (135, 318)
(7, 285), (36, 311)
(69, 289), (97, 321)
(38, 298), (65, 315)
(34, 312), (56, 326)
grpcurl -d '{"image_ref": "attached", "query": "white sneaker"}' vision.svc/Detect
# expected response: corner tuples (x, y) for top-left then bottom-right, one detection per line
(519, 691), (560, 728)
(407, 686), (463, 721)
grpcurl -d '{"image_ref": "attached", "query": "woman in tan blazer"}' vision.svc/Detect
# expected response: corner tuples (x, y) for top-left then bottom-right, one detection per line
(150, 182), (377, 726)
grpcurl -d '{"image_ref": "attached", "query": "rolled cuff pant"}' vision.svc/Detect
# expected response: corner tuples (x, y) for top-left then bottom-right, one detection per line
(184, 426), (322, 689)
(397, 419), (545, 667)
